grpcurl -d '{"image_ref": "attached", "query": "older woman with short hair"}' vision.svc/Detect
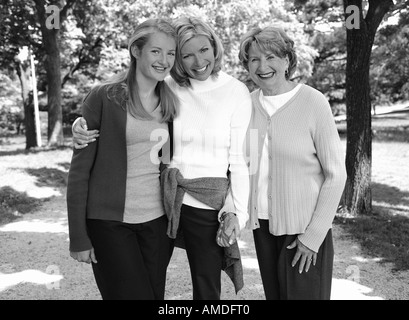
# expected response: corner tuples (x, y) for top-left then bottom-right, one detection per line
(238, 26), (347, 300)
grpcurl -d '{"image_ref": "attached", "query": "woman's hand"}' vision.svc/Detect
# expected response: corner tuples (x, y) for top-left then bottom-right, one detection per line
(72, 117), (99, 149)
(216, 212), (240, 247)
(70, 248), (98, 264)
(287, 238), (317, 273)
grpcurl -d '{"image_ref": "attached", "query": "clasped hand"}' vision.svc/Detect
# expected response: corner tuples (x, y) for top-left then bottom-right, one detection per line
(70, 248), (97, 264)
(216, 212), (240, 247)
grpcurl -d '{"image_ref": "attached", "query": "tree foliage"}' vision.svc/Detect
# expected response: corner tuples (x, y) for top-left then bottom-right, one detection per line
(371, 10), (409, 104)
(1, 0), (407, 159)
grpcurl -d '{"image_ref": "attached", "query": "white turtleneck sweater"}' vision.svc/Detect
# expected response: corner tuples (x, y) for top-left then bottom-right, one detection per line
(166, 71), (252, 229)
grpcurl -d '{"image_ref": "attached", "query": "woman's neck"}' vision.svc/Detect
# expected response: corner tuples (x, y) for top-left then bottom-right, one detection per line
(261, 80), (297, 96)
(136, 73), (157, 95)
(136, 73), (159, 112)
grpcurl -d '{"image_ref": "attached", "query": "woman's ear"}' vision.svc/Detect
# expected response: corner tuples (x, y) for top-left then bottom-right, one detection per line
(131, 45), (140, 59)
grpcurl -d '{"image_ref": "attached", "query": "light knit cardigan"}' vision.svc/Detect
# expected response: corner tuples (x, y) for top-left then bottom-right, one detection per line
(246, 84), (347, 252)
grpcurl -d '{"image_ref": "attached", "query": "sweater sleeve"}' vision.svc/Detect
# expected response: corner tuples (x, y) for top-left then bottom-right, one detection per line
(227, 85), (252, 230)
(66, 88), (103, 252)
(297, 93), (347, 252)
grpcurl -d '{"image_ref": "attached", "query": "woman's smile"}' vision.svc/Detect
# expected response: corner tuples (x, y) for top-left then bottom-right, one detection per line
(257, 71), (276, 79)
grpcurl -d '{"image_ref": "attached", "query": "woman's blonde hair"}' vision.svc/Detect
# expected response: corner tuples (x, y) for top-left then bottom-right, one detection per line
(238, 26), (297, 80)
(170, 16), (224, 87)
(96, 18), (178, 122)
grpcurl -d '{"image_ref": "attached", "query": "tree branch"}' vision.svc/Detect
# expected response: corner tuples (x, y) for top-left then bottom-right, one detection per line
(366, 0), (394, 34)
(390, 0), (409, 13)
(60, 0), (77, 22)
(61, 37), (103, 87)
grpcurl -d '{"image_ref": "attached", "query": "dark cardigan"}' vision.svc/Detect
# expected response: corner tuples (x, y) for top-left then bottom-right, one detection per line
(66, 87), (171, 252)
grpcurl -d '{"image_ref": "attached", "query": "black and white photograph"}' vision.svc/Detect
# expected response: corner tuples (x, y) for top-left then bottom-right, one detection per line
(0, 0), (408, 307)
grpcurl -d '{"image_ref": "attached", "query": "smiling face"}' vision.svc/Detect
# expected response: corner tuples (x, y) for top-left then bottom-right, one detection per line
(247, 43), (289, 95)
(133, 31), (176, 83)
(180, 35), (215, 81)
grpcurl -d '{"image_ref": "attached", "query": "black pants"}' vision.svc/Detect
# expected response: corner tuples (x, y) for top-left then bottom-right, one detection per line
(253, 219), (334, 300)
(86, 215), (173, 300)
(179, 204), (224, 300)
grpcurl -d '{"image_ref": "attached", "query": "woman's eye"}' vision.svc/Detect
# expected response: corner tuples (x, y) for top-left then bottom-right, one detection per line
(200, 48), (209, 53)
(152, 50), (160, 54)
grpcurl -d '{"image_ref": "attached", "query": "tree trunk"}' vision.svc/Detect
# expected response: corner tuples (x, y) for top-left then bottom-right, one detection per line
(45, 34), (64, 146)
(342, 0), (393, 216)
(16, 61), (37, 149)
(34, 0), (64, 147)
(343, 33), (372, 215)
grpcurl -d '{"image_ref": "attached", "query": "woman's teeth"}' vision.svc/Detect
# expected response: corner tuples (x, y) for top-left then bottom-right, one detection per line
(195, 65), (207, 73)
(153, 66), (166, 72)
(258, 72), (275, 79)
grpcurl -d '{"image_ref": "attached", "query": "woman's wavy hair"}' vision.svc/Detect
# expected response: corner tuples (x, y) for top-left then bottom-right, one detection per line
(238, 26), (297, 80)
(95, 18), (178, 122)
(170, 16), (224, 87)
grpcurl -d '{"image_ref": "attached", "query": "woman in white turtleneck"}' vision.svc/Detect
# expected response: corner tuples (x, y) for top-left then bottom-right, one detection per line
(162, 17), (251, 300)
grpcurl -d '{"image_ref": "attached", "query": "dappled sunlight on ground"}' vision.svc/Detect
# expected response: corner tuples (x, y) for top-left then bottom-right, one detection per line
(0, 269), (63, 293)
(241, 257), (259, 270)
(352, 256), (383, 263)
(0, 218), (68, 233)
(331, 278), (383, 300)
(373, 201), (409, 216)
(0, 169), (62, 199)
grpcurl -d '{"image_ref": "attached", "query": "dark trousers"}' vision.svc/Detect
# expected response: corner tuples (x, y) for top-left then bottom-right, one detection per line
(86, 215), (173, 300)
(179, 204), (224, 300)
(253, 219), (334, 300)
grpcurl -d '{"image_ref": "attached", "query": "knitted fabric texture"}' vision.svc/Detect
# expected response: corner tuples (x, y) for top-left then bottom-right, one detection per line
(161, 167), (244, 293)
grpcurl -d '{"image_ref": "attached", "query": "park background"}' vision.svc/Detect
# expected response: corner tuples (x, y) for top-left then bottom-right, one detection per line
(0, 0), (408, 300)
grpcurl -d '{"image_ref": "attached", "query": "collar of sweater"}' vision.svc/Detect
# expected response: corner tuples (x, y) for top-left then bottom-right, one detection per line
(189, 70), (231, 93)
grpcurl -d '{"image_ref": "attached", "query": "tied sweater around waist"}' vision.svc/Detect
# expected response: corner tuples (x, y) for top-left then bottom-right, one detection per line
(161, 167), (244, 294)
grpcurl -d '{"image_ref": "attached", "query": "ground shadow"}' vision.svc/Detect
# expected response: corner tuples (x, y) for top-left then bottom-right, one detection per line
(0, 186), (49, 225)
(335, 182), (409, 271)
(372, 126), (409, 143)
(57, 162), (71, 171)
(25, 166), (69, 189)
(0, 145), (73, 157)
(372, 181), (409, 209)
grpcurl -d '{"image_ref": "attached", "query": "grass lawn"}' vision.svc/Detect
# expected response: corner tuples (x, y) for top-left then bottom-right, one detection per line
(333, 106), (409, 273)
(335, 136), (409, 272)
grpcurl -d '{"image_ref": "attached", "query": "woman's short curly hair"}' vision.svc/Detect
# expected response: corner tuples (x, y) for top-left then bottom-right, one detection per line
(238, 26), (297, 80)
(170, 16), (224, 87)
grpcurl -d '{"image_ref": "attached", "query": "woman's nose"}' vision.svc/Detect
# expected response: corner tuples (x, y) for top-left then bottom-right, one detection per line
(158, 53), (168, 65)
(259, 57), (268, 70)
(194, 55), (204, 66)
